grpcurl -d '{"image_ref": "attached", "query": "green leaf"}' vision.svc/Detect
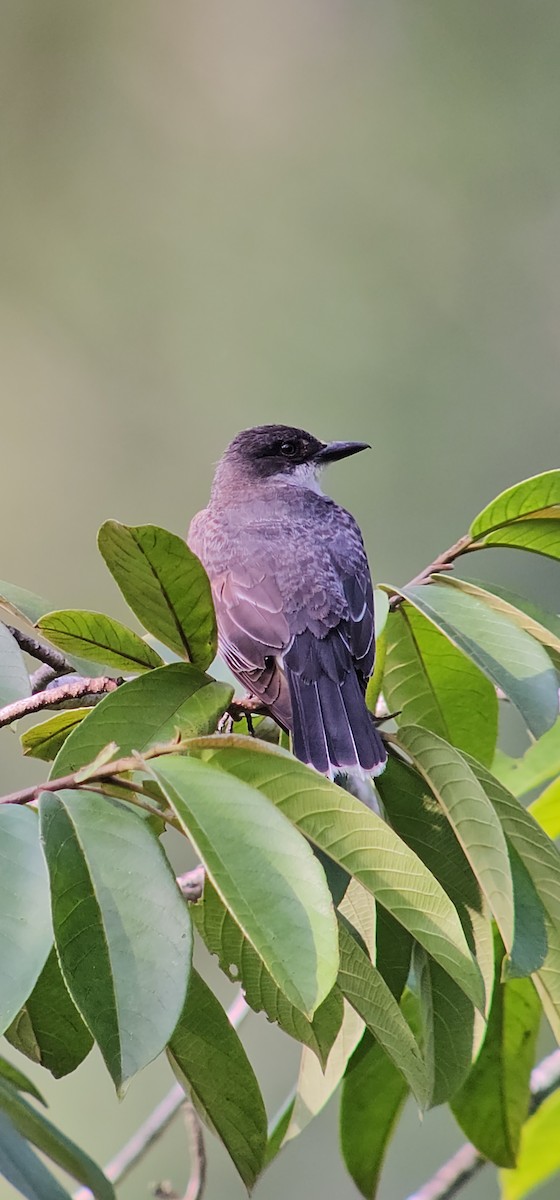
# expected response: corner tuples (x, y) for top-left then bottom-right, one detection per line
(98, 521), (216, 667)
(375, 907), (413, 1003)
(395, 725), (515, 963)
(493, 718), (560, 799)
(0, 581), (50, 628)
(37, 610), (164, 672)
(383, 603), (498, 764)
(283, 1001), (365, 1144)
(452, 931), (541, 1168)
(20, 710), (90, 762)
(5, 949), (93, 1079)
(463, 756), (560, 1042)
(450, 580), (560, 658)
(365, 590), (390, 713)
(340, 992), (420, 1200)
(0, 1077), (115, 1199)
(0, 1112), (72, 1200)
(188, 738), (484, 1010)
(377, 755), (494, 1051)
(337, 921), (428, 1105)
(506, 846), (548, 980)
(0, 807), (52, 1035)
(51, 663), (233, 779)
(265, 1092), (296, 1168)
(500, 1089), (560, 1199)
(168, 969), (267, 1190)
(0, 1058), (44, 1106)
(398, 580), (558, 739)
(480, 519), (560, 562)
(153, 756), (339, 1018)
(470, 471), (560, 537)
(530, 777), (560, 841)
(39, 790), (192, 1091)
(339, 878), (377, 961)
(192, 880), (343, 1066)
(414, 945), (475, 1106)
(0, 621), (30, 705)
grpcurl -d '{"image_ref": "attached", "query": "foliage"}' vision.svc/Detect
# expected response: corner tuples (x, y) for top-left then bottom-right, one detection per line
(0, 479), (559, 1198)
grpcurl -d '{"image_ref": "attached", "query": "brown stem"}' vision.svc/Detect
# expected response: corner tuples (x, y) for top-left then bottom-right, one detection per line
(0, 740), (180, 806)
(0, 676), (122, 730)
(389, 534), (475, 612)
(181, 1103), (207, 1200)
(5, 624), (75, 673)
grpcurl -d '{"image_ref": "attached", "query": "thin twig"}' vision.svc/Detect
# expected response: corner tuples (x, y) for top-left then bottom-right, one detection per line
(389, 534), (476, 612)
(0, 676), (122, 731)
(72, 993), (249, 1200)
(404, 1048), (560, 1200)
(5, 624), (74, 673)
(181, 1103), (207, 1200)
(0, 740), (180, 806)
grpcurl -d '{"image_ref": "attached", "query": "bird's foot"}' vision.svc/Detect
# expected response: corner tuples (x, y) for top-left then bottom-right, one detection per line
(225, 695), (269, 737)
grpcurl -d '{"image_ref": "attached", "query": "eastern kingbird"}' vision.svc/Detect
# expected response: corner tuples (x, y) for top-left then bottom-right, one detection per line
(189, 424), (387, 780)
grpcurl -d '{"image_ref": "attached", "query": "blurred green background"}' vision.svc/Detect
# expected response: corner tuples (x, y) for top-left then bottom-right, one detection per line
(1, 1), (559, 1197)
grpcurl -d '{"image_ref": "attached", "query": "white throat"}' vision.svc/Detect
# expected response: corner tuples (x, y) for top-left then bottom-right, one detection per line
(280, 462), (325, 494)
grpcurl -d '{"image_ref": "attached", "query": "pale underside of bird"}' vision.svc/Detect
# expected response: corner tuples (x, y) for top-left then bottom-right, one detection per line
(188, 424), (387, 781)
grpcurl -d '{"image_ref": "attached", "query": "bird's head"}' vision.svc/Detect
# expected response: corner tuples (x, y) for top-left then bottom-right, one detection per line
(213, 424), (370, 493)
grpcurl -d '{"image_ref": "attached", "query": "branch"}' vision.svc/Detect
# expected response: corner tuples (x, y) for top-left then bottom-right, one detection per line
(181, 1103), (207, 1200)
(5, 624), (74, 674)
(389, 534), (475, 612)
(405, 1047), (560, 1200)
(0, 739), (184, 807)
(0, 676), (122, 731)
(72, 993), (249, 1200)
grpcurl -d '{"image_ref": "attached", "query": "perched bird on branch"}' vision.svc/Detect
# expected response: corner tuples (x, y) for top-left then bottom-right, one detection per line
(189, 424), (386, 781)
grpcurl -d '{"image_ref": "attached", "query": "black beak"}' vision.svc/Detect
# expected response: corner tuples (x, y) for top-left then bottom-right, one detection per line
(315, 440), (371, 465)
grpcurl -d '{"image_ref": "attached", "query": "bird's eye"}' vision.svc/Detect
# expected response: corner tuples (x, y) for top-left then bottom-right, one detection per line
(280, 441), (297, 458)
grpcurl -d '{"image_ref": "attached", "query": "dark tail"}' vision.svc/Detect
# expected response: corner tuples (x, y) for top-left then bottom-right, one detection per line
(287, 665), (387, 778)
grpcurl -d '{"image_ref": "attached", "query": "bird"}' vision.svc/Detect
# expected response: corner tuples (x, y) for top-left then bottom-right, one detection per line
(188, 424), (387, 781)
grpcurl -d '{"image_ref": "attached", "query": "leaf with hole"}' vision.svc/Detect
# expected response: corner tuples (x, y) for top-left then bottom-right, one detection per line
(192, 880), (343, 1066)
